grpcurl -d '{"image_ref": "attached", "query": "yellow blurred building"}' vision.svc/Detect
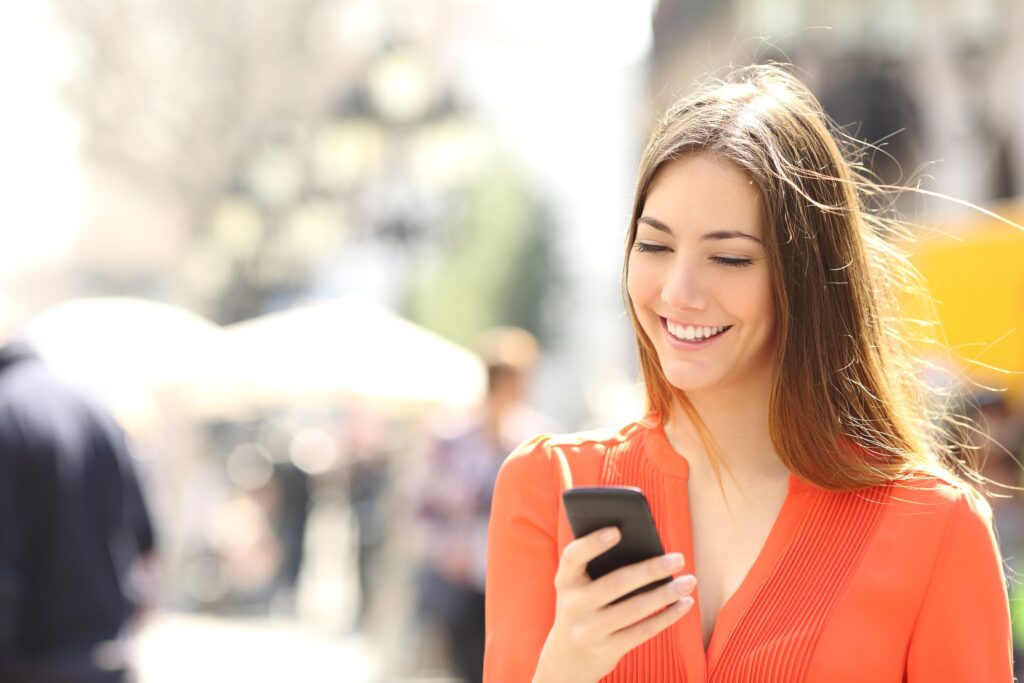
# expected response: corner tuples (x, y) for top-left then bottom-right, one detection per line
(908, 201), (1024, 409)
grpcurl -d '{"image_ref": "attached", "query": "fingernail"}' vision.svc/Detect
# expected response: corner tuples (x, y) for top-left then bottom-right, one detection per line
(661, 553), (684, 570)
(673, 596), (694, 613)
(671, 575), (697, 594)
(599, 528), (619, 543)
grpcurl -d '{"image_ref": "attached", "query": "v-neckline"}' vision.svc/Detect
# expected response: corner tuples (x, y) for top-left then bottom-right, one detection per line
(697, 479), (804, 669)
(643, 419), (812, 677)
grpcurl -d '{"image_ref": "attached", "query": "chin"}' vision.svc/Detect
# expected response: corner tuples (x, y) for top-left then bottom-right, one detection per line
(659, 365), (718, 395)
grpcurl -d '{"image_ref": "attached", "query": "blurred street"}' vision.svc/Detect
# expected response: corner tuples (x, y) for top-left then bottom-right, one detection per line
(1, 1), (1023, 681)
(134, 613), (384, 683)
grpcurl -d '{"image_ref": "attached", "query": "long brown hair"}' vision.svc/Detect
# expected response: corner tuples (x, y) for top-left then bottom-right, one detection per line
(624, 64), (987, 495)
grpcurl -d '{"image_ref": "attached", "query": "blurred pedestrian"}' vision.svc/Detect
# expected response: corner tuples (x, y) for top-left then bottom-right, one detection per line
(0, 340), (156, 682)
(268, 460), (310, 614)
(345, 416), (391, 631)
(412, 327), (555, 683)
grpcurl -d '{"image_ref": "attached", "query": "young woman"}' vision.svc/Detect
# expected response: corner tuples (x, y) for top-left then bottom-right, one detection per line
(483, 65), (1013, 682)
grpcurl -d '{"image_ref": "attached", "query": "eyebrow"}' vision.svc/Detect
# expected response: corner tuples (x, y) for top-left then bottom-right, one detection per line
(638, 216), (764, 245)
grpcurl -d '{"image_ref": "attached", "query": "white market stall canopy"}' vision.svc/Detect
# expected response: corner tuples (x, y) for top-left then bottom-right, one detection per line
(25, 297), (223, 429)
(196, 297), (485, 415)
(26, 296), (220, 390)
(24, 296), (485, 419)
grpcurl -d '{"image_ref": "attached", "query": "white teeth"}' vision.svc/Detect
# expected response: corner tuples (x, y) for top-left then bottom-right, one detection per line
(666, 320), (728, 341)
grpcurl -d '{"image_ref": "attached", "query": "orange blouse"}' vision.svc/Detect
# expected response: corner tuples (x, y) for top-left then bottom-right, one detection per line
(484, 418), (1013, 682)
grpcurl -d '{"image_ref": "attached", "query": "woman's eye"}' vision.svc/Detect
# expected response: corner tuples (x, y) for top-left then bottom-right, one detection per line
(633, 242), (669, 253)
(712, 256), (753, 268)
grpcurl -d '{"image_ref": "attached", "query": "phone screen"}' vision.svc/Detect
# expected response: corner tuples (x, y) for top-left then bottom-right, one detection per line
(562, 486), (671, 602)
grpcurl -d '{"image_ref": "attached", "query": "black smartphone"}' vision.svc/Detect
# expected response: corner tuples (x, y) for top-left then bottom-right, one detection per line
(561, 486), (671, 603)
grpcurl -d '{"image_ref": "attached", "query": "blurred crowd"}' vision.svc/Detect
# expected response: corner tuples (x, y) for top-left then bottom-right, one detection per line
(0, 320), (562, 682)
(3, 321), (1024, 682)
(3, 1), (1024, 681)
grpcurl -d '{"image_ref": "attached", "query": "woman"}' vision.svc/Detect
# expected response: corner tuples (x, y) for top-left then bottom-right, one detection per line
(484, 65), (1013, 682)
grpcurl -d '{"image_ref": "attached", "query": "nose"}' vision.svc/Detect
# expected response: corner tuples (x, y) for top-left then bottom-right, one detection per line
(661, 259), (707, 311)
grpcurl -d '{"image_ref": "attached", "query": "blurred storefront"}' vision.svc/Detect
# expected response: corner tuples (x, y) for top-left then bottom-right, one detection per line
(649, 0), (1024, 206)
(908, 200), (1024, 407)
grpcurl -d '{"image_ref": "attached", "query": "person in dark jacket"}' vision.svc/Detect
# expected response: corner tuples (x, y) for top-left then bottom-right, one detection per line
(0, 341), (156, 682)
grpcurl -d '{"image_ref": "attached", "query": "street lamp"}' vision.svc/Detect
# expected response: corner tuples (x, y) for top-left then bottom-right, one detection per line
(366, 47), (437, 124)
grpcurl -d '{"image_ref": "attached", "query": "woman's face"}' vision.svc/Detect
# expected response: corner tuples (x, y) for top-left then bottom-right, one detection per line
(627, 153), (776, 398)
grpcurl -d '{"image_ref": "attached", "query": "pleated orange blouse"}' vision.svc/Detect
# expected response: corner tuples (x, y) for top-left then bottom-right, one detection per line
(484, 417), (1013, 682)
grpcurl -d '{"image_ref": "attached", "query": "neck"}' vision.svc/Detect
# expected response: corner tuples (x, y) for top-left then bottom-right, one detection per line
(664, 375), (787, 484)
(481, 397), (517, 444)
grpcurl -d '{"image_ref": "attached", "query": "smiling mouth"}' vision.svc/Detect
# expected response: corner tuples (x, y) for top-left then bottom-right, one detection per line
(661, 317), (733, 342)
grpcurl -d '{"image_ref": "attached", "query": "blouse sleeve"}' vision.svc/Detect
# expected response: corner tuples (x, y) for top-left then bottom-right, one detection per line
(483, 434), (560, 683)
(904, 487), (1014, 681)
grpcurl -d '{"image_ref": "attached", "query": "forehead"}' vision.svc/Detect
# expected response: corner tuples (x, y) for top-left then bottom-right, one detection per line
(641, 154), (763, 239)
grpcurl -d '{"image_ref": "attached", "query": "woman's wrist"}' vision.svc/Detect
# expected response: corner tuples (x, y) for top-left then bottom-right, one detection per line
(532, 648), (596, 683)
(533, 664), (590, 683)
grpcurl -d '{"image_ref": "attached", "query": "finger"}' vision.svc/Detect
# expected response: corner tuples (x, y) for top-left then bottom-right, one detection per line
(608, 595), (694, 654)
(586, 552), (685, 606)
(554, 527), (621, 590)
(593, 574), (697, 635)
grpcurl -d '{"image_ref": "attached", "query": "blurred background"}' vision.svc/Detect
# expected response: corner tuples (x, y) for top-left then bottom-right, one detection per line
(0, 0), (1022, 681)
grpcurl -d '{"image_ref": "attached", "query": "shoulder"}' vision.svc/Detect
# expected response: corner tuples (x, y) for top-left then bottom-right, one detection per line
(490, 421), (651, 540)
(0, 355), (93, 415)
(501, 420), (647, 466)
(887, 473), (993, 521)
(882, 473), (997, 559)
(0, 357), (120, 452)
(497, 420), (649, 485)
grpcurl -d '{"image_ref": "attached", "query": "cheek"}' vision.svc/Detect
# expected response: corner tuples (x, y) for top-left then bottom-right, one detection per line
(625, 257), (648, 305)
(626, 267), (658, 337)
(723, 271), (774, 327)
(631, 248), (667, 283)
(747, 272), (776, 331)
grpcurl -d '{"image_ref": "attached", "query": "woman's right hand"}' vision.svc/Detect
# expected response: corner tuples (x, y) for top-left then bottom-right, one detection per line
(532, 526), (698, 683)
